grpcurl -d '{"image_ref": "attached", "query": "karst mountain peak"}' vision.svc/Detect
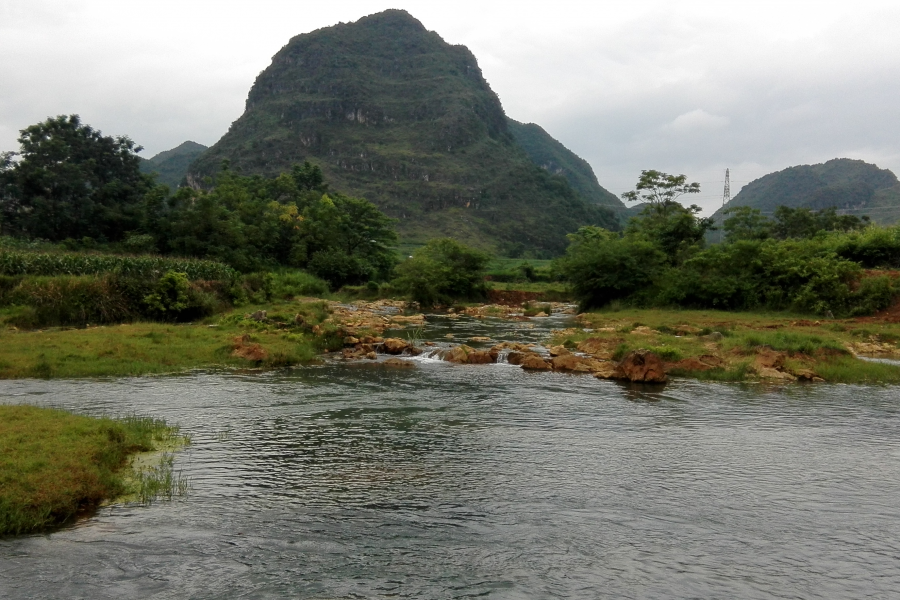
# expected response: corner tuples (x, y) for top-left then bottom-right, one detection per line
(191, 9), (621, 254)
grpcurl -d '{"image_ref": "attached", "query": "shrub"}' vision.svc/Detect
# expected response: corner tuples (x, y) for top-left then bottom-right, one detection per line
(307, 249), (373, 290)
(554, 227), (667, 310)
(270, 270), (329, 299)
(5, 275), (133, 327)
(143, 271), (191, 316)
(392, 238), (490, 306)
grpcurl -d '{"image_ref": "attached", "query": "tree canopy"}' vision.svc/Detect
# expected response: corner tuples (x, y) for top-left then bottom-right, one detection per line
(621, 170), (701, 212)
(0, 115), (151, 242)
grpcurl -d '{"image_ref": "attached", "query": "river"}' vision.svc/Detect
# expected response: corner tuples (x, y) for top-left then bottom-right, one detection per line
(2, 312), (900, 598)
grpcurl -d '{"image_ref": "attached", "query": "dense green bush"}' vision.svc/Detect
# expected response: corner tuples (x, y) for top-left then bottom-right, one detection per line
(556, 207), (900, 316)
(392, 238), (490, 306)
(828, 226), (900, 268)
(555, 227), (667, 309)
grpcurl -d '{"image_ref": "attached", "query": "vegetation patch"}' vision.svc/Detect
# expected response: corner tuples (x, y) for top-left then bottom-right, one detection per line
(0, 406), (187, 535)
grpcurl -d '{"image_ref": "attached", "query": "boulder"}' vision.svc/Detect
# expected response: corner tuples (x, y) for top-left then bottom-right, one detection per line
(756, 367), (795, 381)
(791, 368), (822, 381)
(507, 351), (538, 366)
(520, 354), (552, 370)
(550, 354), (605, 373)
(547, 345), (570, 357)
(466, 350), (495, 364)
(700, 331), (725, 342)
(592, 362), (620, 379)
(382, 357), (415, 368)
(615, 350), (668, 383)
(576, 337), (616, 358)
(444, 345), (496, 364)
(343, 336), (360, 346)
(444, 345), (472, 364)
(381, 337), (409, 354)
(754, 349), (786, 370)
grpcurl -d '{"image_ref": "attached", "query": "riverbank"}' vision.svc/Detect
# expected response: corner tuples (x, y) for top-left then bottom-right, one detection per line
(549, 307), (900, 384)
(0, 298), (344, 379)
(2, 294), (900, 384)
(0, 406), (187, 535)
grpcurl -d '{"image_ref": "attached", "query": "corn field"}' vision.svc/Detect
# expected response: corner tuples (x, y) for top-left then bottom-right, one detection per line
(0, 250), (238, 281)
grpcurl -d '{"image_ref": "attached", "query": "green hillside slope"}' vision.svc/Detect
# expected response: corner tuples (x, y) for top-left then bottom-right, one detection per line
(190, 10), (618, 254)
(140, 141), (207, 190)
(712, 158), (900, 224)
(506, 119), (623, 209)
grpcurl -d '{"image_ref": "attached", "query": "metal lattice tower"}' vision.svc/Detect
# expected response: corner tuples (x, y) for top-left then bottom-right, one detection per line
(723, 168), (731, 207)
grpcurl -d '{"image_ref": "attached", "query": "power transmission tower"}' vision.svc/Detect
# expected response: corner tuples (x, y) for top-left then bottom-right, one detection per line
(718, 169), (731, 244)
(723, 168), (731, 207)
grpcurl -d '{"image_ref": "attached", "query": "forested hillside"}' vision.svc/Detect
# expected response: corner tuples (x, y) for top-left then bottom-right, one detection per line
(190, 9), (618, 255)
(713, 158), (900, 225)
(140, 141), (207, 190)
(506, 119), (623, 209)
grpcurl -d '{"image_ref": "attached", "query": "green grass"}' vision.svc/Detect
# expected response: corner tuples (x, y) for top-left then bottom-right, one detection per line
(815, 356), (900, 384)
(0, 299), (331, 379)
(727, 330), (848, 355)
(0, 406), (187, 535)
(682, 362), (752, 382)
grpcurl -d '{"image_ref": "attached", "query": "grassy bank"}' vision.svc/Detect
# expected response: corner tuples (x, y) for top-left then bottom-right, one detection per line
(552, 307), (900, 384)
(0, 299), (341, 379)
(0, 406), (187, 535)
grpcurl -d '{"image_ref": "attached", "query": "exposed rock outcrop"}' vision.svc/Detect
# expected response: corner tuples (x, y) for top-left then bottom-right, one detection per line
(612, 350), (668, 383)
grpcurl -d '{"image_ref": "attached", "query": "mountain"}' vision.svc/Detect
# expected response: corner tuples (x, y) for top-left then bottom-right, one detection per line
(189, 10), (619, 254)
(712, 158), (900, 224)
(506, 119), (622, 208)
(140, 141), (207, 190)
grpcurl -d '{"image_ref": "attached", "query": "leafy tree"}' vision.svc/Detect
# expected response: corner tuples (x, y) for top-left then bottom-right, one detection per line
(554, 226), (667, 309)
(771, 206), (869, 239)
(393, 238), (490, 306)
(722, 206), (771, 242)
(627, 202), (714, 265)
(621, 170), (700, 213)
(1, 115), (151, 241)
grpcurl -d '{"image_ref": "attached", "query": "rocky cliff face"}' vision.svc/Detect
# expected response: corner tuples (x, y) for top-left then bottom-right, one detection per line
(191, 9), (619, 254)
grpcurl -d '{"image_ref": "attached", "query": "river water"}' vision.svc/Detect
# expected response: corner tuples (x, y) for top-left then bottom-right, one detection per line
(2, 313), (900, 599)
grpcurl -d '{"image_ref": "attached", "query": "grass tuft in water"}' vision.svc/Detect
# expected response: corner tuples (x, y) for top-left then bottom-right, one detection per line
(136, 453), (190, 505)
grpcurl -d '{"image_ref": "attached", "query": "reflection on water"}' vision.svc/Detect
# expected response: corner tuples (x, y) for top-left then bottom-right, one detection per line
(1, 313), (900, 599)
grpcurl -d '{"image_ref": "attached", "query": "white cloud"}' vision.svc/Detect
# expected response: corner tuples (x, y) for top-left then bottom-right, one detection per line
(663, 110), (729, 133)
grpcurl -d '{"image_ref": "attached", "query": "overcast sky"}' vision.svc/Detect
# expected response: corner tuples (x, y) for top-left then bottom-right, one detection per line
(3, 0), (899, 213)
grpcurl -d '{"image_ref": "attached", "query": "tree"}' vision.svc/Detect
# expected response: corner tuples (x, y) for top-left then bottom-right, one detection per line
(722, 206), (771, 242)
(554, 226), (667, 309)
(627, 202), (714, 265)
(621, 170), (700, 213)
(2, 115), (151, 241)
(392, 238), (490, 306)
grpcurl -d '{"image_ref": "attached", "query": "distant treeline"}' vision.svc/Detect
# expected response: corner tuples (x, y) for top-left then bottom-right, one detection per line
(0, 115), (397, 288)
(556, 202), (900, 316)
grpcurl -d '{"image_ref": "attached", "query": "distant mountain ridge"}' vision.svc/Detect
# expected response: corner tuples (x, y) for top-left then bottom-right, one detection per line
(189, 9), (621, 253)
(140, 141), (207, 190)
(713, 158), (900, 224)
(506, 119), (621, 208)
